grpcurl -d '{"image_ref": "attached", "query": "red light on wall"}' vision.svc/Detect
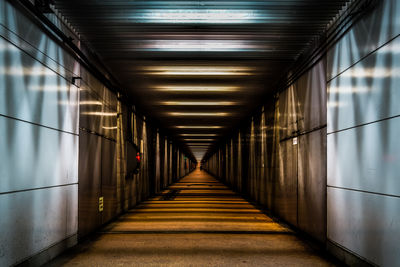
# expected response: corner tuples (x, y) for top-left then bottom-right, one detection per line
(136, 152), (141, 162)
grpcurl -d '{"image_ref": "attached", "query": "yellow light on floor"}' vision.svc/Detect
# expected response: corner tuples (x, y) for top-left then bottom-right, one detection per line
(168, 112), (229, 116)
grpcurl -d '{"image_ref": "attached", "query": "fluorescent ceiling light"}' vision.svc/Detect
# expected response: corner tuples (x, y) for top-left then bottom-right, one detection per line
(102, 126), (118, 130)
(168, 112), (229, 116)
(175, 126), (224, 129)
(184, 139), (216, 141)
(180, 134), (218, 136)
(155, 85), (239, 92)
(159, 101), (238, 106)
(137, 9), (258, 24)
(142, 66), (253, 76)
(186, 142), (213, 146)
(138, 40), (264, 52)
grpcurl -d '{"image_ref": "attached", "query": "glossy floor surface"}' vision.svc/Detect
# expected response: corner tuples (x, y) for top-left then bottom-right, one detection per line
(47, 169), (337, 266)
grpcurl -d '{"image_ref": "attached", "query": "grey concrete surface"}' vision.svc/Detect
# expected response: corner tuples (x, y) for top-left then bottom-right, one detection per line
(46, 169), (338, 266)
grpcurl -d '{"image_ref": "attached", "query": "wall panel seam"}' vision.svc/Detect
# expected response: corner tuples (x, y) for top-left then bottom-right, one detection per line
(327, 185), (400, 199)
(280, 124), (327, 142)
(14, 233), (78, 266)
(326, 239), (377, 267)
(327, 114), (400, 135)
(0, 182), (78, 195)
(0, 114), (79, 136)
(0, 22), (76, 75)
(327, 32), (400, 83)
(0, 31), (76, 83)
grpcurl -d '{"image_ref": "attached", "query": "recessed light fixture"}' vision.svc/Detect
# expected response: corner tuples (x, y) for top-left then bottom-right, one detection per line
(137, 9), (258, 24)
(175, 126), (224, 129)
(141, 66), (253, 76)
(168, 112), (229, 116)
(186, 143), (212, 146)
(159, 101), (238, 106)
(180, 134), (218, 136)
(138, 40), (264, 52)
(184, 139), (216, 141)
(154, 85), (239, 92)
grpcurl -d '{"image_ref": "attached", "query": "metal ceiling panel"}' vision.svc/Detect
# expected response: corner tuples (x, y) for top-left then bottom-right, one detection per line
(54, 0), (350, 160)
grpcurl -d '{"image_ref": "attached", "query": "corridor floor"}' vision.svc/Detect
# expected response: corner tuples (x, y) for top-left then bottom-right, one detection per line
(47, 169), (337, 266)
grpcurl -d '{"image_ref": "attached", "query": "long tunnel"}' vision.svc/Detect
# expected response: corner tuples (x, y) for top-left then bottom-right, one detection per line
(1, 0), (399, 266)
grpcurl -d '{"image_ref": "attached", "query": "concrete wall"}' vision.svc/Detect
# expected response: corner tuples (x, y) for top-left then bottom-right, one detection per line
(0, 1), (194, 266)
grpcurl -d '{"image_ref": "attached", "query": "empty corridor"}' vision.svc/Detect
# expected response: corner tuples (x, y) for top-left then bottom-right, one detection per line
(47, 169), (337, 266)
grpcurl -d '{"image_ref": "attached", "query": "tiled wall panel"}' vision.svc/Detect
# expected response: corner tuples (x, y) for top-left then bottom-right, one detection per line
(327, 0), (400, 80)
(328, 118), (400, 196)
(277, 139), (298, 226)
(327, 187), (400, 267)
(0, 117), (78, 193)
(328, 37), (400, 133)
(0, 39), (79, 134)
(101, 138), (118, 224)
(0, 185), (78, 267)
(78, 130), (102, 237)
(298, 129), (327, 242)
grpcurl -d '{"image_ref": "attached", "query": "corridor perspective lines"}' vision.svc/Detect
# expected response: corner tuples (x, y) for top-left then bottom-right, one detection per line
(47, 168), (337, 266)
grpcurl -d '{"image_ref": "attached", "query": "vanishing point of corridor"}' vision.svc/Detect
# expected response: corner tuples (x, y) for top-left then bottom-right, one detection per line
(47, 168), (335, 266)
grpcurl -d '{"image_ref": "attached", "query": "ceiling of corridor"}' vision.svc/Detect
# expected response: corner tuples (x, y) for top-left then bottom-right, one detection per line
(54, 0), (350, 160)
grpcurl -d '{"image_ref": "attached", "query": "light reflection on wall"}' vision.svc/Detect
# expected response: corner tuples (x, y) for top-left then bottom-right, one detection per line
(102, 126), (118, 130)
(29, 85), (71, 92)
(339, 67), (400, 78)
(327, 86), (370, 94)
(81, 112), (118, 116)
(0, 67), (57, 76)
